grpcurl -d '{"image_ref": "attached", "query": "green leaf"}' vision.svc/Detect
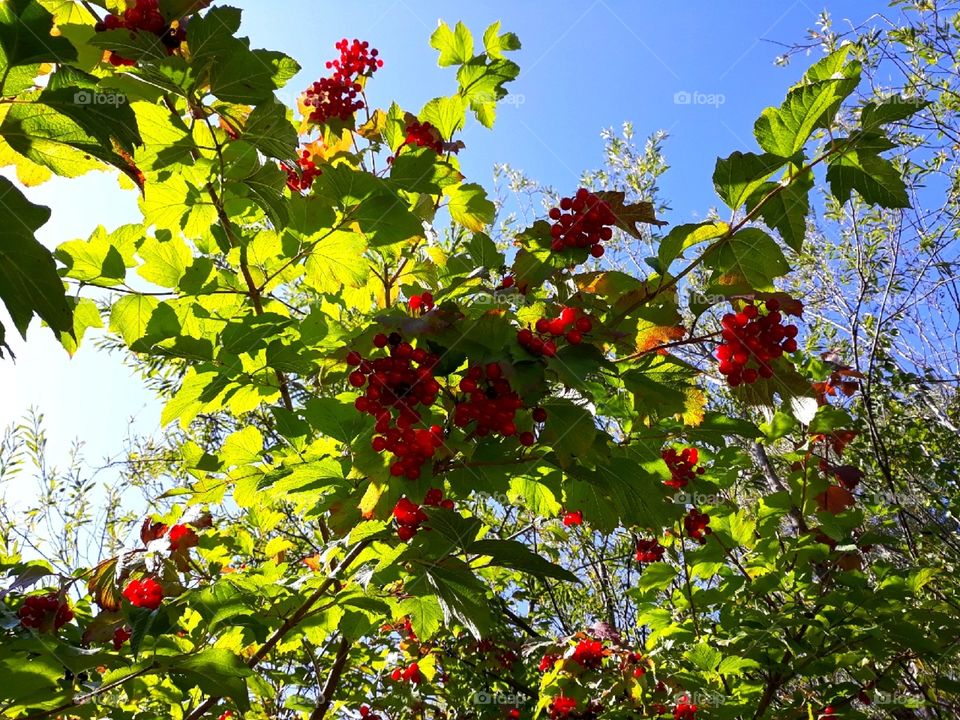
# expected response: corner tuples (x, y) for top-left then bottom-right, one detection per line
(137, 235), (192, 288)
(707, 228), (789, 291)
(456, 57), (520, 128)
(0, 177), (71, 337)
(141, 171), (218, 239)
(470, 539), (580, 583)
(826, 149), (910, 209)
(540, 398), (597, 468)
(712, 151), (785, 210)
(242, 99), (297, 162)
(685, 643), (722, 672)
(482, 21), (521, 60)
(303, 230), (368, 292)
(637, 562), (678, 593)
(754, 49), (860, 158)
(446, 182), (495, 231)
(860, 95), (929, 132)
(171, 649), (252, 711)
(419, 95), (468, 140)
(304, 396), (369, 444)
(657, 221), (728, 271)
(109, 294), (159, 346)
(388, 150), (462, 193)
(0, 0), (77, 94)
(430, 21), (474, 66)
(397, 595), (444, 640)
(746, 169), (812, 253)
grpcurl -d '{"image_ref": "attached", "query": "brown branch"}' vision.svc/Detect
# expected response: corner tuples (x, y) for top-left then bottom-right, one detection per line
(308, 636), (351, 720)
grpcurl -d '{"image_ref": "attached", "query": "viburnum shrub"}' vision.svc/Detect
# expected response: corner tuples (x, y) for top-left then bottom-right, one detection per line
(0, 4), (935, 720)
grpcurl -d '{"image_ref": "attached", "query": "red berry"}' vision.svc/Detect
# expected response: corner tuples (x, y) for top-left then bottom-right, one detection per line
(566, 330), (582, 345)
(562, 510), (583, 526)
(519, 431), (535, 446)
(122, 577), (163, 609)
(532, 407), (547, 423)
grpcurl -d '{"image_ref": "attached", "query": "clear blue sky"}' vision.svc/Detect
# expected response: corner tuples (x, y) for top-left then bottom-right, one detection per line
(0, 0), (877, 498)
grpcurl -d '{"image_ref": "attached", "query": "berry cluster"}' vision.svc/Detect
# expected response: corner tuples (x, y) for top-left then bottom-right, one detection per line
(548, 695), (578, 719)
(112, 625), (132, 650)
(284, 150), (322, 192)
(548, 189), (616, 257)
(570, 638), (605, 669)
(407, 292), (434, 314)
(123, 577), (164, 610)
(390, 662), (422, 684)
(634, 538), (665, 563)
(404, 120), (444, 154)
(393, 490), (453, 541)
(95, 0), (188, 66)
(326, 39), (383, 81)
(168, 523), (198, 552)
(562, 509), (584, 527)
(18, 592), (74, 631)
(359, 706), (382, 720)
(715, 298), (803, 387)
(674, 695), (698, 720)
(623, 652), (647, 678)
(661, 447), (705, 490)
(539, 653), (559, 672)
(518, 307), (593, 357)
(683, 508), (712, 545)
(453, 363), (534, 444)
(347, 334), (443, 479)
(470, 638), (519, 670)
(303, 40), (382, 125)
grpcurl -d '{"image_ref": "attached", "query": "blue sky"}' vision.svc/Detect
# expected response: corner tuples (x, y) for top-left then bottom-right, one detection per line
(0, 0), (876, 502)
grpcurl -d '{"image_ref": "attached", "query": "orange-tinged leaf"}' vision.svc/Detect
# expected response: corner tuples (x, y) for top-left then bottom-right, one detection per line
(87, 557), (122, 611)
(303, 554), (322, 571)
(595, 190), (667, 239)
(815, 485), (855, 514)
(359, 481), (386, 519)
(636, 324), (686, 353)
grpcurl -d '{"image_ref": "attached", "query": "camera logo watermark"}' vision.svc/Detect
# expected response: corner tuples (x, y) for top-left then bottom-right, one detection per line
(674, 90), (725, 108)
(672, 492), (722, 506)
(472, 691), (523, 706)
(73, 90), (127, 106)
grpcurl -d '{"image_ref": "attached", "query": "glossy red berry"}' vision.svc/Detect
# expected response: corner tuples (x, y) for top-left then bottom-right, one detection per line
(562, 510), (583, 527)
(547, 189), (616, 258)
(715, 299), (802, 386)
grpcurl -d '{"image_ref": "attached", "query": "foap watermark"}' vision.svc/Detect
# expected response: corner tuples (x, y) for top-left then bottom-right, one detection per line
(73, 90), (127, 106)
(472, 91), (526, 108)
(671, 690), (727, 707)
(674, 90), (726, 108)
(470, 291), (523, 309)
(472, 691), (523, 706)
(868, 488), (927, 509)
(672, 491), (722, 506)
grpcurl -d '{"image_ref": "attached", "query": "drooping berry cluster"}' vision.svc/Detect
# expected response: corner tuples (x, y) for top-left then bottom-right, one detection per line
(17, 592), (74, 631)
(453, 363), (534, 443)
(404, 120), (444, 154)
(303, 40), (382, 125)
(112, 625), (132, 650)
(634, 538), (665, 563)
(393, 489), (453, 541)
(347, 334), (443, 479)
(623, 652), (647, 678)
(518, 307), (593, 357)
(674, 695), (698, 720)
(548, 695), (578, 719)
(715, 297), (803, 387)
(407, 292), (434, 314)
(683, 508), (712, 545)
(390, 662), (422, 684)
(123, 577), (164, 609)
(570, 638), (606, 669)
(95, 0), (190, 66)
(661, 447), (705, 489)
(326, 39), (383, 81)
(168, 523), (198, 552)
(284, 150), (321, 192)
(548, 188), (616, 257)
